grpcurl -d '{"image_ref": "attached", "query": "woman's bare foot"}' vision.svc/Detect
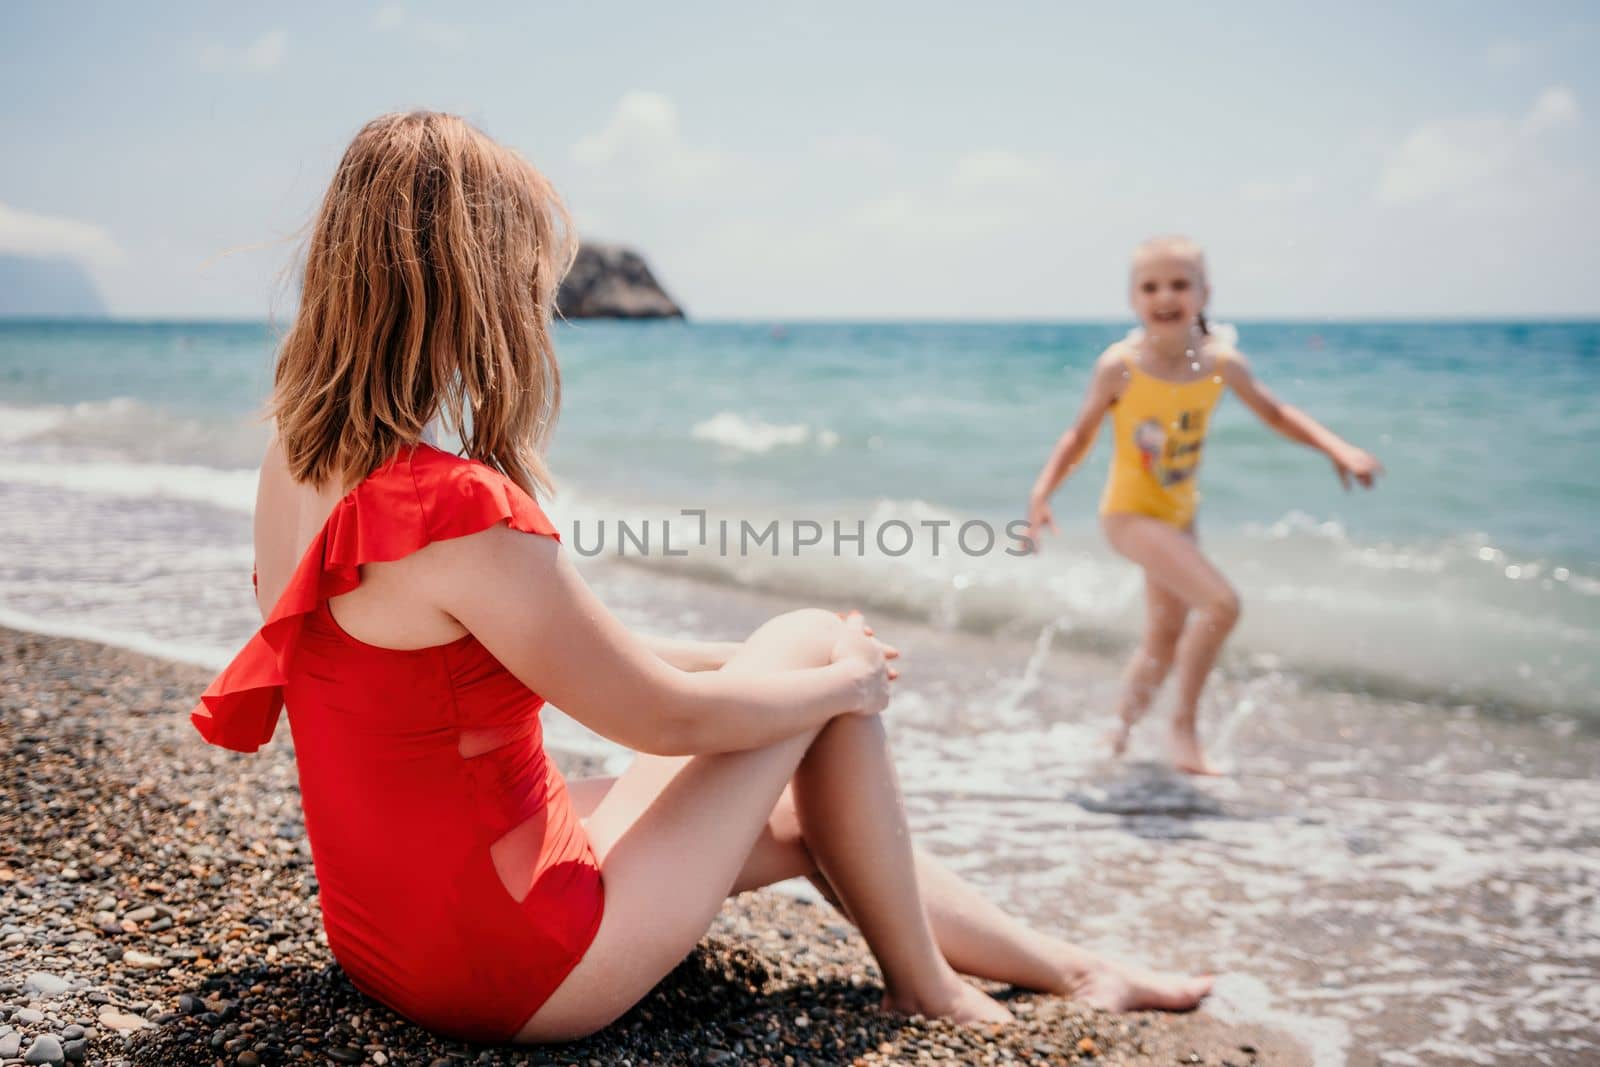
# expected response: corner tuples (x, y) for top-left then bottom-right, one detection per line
(1068, 957), (1214, 1013)
(882, 977), (1014, 1025)
(1169, 723), (1222, 776)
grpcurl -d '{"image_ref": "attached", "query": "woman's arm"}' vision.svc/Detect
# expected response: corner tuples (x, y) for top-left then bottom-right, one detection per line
(641, 635), (740, 672)
(426, 524), (891, 756)
(1027, 349), (1123, 547)
(1220, 350), (1383, 489)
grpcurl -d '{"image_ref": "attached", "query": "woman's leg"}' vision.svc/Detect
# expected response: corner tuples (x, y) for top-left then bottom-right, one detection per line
(569, 775), (1210, 1012)
(1106, 576), (1189, 756)
(515, 610), (1006, 1043)
(1102, 515), (1240, 775)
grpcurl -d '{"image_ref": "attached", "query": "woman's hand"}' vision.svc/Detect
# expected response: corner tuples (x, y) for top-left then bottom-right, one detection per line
(830, 613), (899, 715)
(1026, 494), (1059, 554)
(1331, 446), (1383, 490)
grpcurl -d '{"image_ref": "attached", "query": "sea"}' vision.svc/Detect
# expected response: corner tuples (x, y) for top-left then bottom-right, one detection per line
(2, 319), (1597, 1065)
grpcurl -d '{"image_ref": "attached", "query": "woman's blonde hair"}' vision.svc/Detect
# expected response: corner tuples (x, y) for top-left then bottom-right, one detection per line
(272, 110), (575, 498)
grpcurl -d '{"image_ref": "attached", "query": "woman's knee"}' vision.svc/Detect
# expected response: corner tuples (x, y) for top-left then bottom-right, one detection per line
(757, 607), (844, 639)
(738, 608), (843, 668)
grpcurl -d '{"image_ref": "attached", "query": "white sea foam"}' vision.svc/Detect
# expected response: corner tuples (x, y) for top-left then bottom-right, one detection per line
(691, 411), (838, 453)
(0, 403), (73, 442)
(0, 605), (230, 670)
(0, 456), (258, 512)
(1207, 974), (1351, 1067)
(543, 488), (1599, 714)
(0, 398), (268, 468)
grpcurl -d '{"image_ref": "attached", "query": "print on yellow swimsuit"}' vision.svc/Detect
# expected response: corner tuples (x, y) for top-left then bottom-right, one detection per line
(1133, 407), (1210, 488)
(1100, 352), (1228, 528)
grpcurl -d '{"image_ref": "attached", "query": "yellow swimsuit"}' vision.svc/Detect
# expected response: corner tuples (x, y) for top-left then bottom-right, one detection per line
(1099, 346), (1231, 528)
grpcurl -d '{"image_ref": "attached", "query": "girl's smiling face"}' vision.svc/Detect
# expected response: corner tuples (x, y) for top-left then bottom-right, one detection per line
(1130, 248), (1209, 340)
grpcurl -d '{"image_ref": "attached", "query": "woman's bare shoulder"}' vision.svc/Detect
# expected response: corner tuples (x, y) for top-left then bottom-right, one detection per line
(252, 434), (348, 609)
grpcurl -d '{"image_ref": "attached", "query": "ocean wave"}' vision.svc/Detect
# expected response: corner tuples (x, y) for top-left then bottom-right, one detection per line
(1, 441), (1593, 714)
(691, 411), (839, 454)
(0, 604), (231, 671)
(551, 490), (1599, 715)
(0, 402), (75, 442)
(0, 456), (258, 512)
(0, 398), (268, 469)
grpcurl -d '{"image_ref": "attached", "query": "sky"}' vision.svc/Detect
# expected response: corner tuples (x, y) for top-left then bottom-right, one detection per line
(2, 2), (1597, 320)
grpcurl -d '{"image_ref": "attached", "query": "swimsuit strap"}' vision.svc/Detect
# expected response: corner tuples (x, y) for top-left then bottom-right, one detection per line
(1119, 342), (1141, 375)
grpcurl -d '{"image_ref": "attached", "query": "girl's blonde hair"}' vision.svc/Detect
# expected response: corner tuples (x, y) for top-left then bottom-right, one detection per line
(271, 110), (575, 498)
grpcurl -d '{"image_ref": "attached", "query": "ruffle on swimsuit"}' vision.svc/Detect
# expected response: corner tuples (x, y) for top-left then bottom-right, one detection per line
(192, 448), (560, 751)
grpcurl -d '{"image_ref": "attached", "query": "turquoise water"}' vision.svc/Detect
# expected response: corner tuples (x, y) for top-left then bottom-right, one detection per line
(1, 319), (1596, 712)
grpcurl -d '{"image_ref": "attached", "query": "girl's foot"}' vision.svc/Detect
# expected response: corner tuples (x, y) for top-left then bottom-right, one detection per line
(882, 977), (1014, 1024)
(1069, 957), (1214, 1012)
(1169, 724), (1222, 776)
(1103, 719), (1134, 758)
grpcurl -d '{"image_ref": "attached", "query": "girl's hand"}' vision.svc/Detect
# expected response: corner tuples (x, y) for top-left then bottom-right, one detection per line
(830, 613), (899, 715)
(1332, 446), (1383, 490)
(1026, 495), (1060, 554)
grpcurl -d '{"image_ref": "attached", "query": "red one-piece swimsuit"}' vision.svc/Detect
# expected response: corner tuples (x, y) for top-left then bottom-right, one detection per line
(191, 444), (605, 1041)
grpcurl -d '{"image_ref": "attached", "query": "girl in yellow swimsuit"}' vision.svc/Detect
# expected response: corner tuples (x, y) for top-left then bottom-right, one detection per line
(1027, 236), (1382, 774)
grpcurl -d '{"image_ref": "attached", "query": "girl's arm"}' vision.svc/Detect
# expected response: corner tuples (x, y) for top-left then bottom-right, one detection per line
(1027, 349), (1123, 548)
(641, 634), (741, 672)
(430, 524), (894, 756)
(1220, 350), (1383, 489)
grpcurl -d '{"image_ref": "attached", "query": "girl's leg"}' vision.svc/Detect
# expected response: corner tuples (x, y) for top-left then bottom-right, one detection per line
(1106, 576), (1189, 756)
(1102, 515), (1240, 775)
(515, 610), (1006, 1043)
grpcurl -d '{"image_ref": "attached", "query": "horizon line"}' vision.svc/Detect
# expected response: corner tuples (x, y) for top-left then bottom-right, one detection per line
(3, 313), (1600, 327)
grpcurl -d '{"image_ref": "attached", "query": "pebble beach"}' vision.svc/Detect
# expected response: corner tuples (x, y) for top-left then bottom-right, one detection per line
(0, 626), (1302, 1067)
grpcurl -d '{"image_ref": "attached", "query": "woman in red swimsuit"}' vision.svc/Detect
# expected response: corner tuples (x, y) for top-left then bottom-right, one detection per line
(193, 111), (1211, 1044)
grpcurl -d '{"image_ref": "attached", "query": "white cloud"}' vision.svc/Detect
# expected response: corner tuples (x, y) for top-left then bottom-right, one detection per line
(0, 202), (125, 267)
(848, 149), (1099, 241)
(950, 150), (1046, 189)
(371, 5), (467, 49)
(571, 92), (723, 185)
(1484, 40), (1531, 69)
(1239, 175), (1318, 203)
(1524, 86), (1579, 134)
(1378, 87), (1581, 205)
(197, 29), (287, 73)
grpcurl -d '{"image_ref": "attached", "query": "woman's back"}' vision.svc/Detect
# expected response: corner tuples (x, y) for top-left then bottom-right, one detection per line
(198, 442), (605, 1040)
(253, 437), (466, 648)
